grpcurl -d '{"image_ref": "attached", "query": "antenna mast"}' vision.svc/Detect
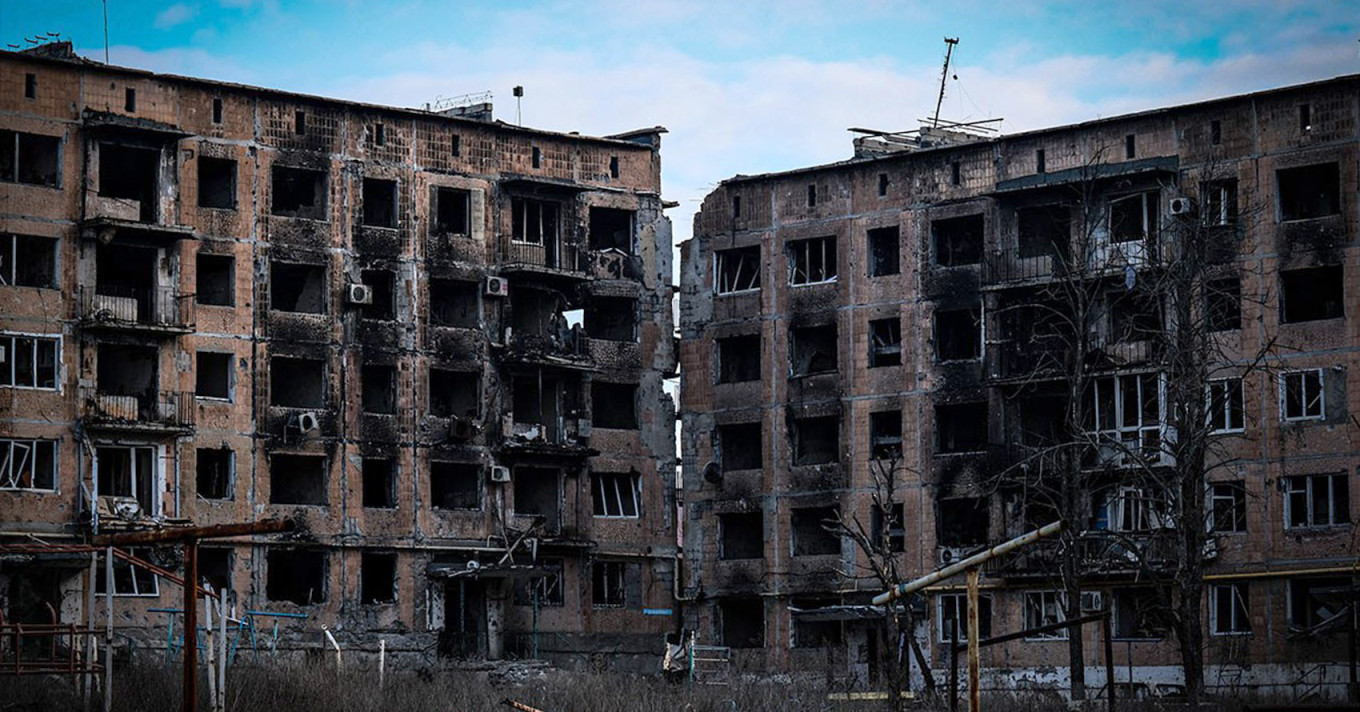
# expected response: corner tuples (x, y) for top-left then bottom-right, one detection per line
(932, 37), (959, 128)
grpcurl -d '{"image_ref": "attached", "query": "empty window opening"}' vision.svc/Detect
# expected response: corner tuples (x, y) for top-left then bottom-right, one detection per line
(609, 156), (620, 179)
(716, 334), (760, 383)
(877, 173), (889, 196)
(1124, 134), (1136, 159)
(358, 269), (395, 321)
(361, 552), (397, 604)
(867, 226), (900, 277)
(1023, 591), (1068, 639)
(432, 187), (470, 236)
(870, 410), (902, 460)
(195, 253), (234, 307)
(95, 343), (155, 401)
(792, 416), (839, 465)
(715, 246), (760, 293)
(0, 438), (57, 491)
(1019, 396), (1066, 448)
(1280, 265), (1343, 323)
(1298, 103), (1311, 132)
(269, 454), (327, 506)
(373, 122), (385, 147)
(869, 317), (901, 368)
(592, 561), (628, 607)
(266, 549), (325, 605)
(939, 593), (993, 642)
(195, 351), (232, 400)
(585, 296), (636, 341)
(124, 87), (136, 113)
(1210, 119), (1222, 145)
(98, 143), (158, 221)
(294, 110), (306, 135)
(0, 234), (57, 288)
(429, 461), (480, 510)
(937, 497), (989, 546)
(95, 546), (158, 597)
(513, 467), (561, 527)
(361, 364), (396, 415)
(269, 356), (325, 408)
(1017, 204), (1070, 258)
(196, 447), (232, 500)
(1210, 481), (1246, 533)
(531, 147), (541, 168)
(198, 548), (231, 595)
(933, 214), (983, 266)
(1088, 373), (1163, 462)
(1108, 292), (1163, 343)
(451, 134), (461, 157)
(95, 446), (157, 516)
(1288, 576), (1349, 629)
(1207, 378), (1244, 434)
(1278, 163), (1340, 221)
(1280, 369), (1324, 421)
(719, 512), (763, 559)
(362, 457), (396, 509)
(719, 599), (764, 648)
(1113, 588), (1169, 639)
(93, 241), (156, 320)
(806, 184), (817, 207)
(211, 98), (223, 124)
(270, 261), (326, 313)
(514, 559), (563, 607)
(361, 178), (397, 228)
(936, 402), (988, 454)
(511, 197), (560, 246)
(24, 73), (36, 100)
(1203, 180), (1238, 226)
(790, 323), (837, 376)
(732, 195), (741, 218)
(871, 503), (905, 553)
(717, 423), (762, 471)
(792, 506), (840, 556)
(589, 207), (634, 252)
(1284, 472), (1349, 528)
(509, 287), (567, 343)
(787, 236), (836, 285)
(512, 374), (566, 434)
(1035, 148), (1046, 174)
(1205, 277), (1240, 332)
(950, 161), (961, 186)
(592, 382), (638, 429)
(198, 157), (236, 209)
(429, 279), (479, 328)
(1109, 191), (1159, 243)
(935, 308), (981, 361)
(270, 165), (327, 219)
(429, 369), (479, 419)
(592, 471), (640, 518)
(1210, 583), (1250, 635)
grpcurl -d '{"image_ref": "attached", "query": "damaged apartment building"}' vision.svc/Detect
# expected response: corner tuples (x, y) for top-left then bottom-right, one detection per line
(0, 44), (677, 670)
(680, 75), (1360, 696)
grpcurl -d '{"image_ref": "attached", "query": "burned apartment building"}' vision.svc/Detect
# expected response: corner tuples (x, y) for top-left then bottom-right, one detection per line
(680, 75), (1360, 696)
(0, 45), (677, 670)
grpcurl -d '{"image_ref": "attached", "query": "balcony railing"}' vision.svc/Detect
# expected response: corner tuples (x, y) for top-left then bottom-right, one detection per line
(983, 530), (1178, 578)
(80, 386), (194, 430)
(79, 286), (195, 332)
(982, 240), (1168, 287)
(498, 238), (585, 274)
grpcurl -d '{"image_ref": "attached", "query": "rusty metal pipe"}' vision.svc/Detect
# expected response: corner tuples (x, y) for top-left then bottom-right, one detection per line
(872, 521), (1063, 606)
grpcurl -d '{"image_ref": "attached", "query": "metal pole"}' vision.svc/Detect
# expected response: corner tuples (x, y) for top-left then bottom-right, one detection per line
(1102, 612), (1115, 712)
(966, 569), (980, 712)
(84, 550), (96, 708)
(103, 546), (113, 712)
(183, 538), (198, 712)
(874, 522), (1063, 606)
(949, 615), (958, 712)
(217, 594), (226, 712)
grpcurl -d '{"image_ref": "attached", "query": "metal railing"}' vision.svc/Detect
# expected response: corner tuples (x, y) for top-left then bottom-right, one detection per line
(79, 286), (194, 330)
(982, 240), (1168, 287)
(80, 386), (195, 428)
(499, 238), (585, 273)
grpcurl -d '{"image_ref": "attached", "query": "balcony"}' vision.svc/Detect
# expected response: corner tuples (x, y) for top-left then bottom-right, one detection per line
(982, 240), (1169, 289)
(80, 386), (194, 433)
(498, 239), (587, 280)
(79, 286), (195, 335)
(983, 530), (1178, 580)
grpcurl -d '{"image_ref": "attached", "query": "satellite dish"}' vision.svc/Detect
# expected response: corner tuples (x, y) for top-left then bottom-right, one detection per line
(702, 461), (723, 485)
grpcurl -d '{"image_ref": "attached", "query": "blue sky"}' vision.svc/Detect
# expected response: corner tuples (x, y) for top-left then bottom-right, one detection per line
(7, 1), (1360, 242)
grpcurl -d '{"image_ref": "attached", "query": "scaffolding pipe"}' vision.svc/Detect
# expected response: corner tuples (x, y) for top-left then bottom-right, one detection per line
(872, 521), (1063, 606)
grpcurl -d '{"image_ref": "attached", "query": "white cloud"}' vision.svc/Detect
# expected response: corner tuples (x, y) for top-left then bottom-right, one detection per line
(153, 4), (196, 30)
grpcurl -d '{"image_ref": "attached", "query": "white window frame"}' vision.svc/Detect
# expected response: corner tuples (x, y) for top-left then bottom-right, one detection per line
(1203, 181), (1236, 227)
(592, 560), (627, 608)
(1089, 373), (1166, 465)
(1209, 482), (1246, 534)
(936, 592), (991, 643)
(195, 350), (235, 403)
(96, 546), (160, 598)
(714, 247), (760, 295)
(510, 197), (559, 246)
(1108, 190), (1159, 243)
(592, 471), (641, 518)
(1209, 583), (1250, 636)
(1105, 486), (1171, 532)
(0, 438), (57, 491)
(0, 332), (60, 390)
(1280, 369), (1324, 422)
(95, 445), (161, 517)
(1283, 472), (1349, 529)
(0, 234), (57, 288)
(786, 236), (837, 286)
(1206, 378), (1245, 434)
(1023, 590), (1068, 640)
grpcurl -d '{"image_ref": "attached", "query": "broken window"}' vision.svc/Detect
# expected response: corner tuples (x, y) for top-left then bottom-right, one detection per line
(432, 187), (471, 235)
(1098, 486), (1169, 532)
(1089, 373), (1163, 462)
(592, 561), (628, 607)
(732, 195), (741, 218)
(0, 333), (58, 389)
(94, 547), (158, 597)
(806, 184), (817, 207)
(1280, 265), (1343, 323)
(361, 177), (397, 228)
(269, 356), (325, 408)
(0, 234), (56, 288)
(514, 559), (563, 607)
(1113, 588), (1169, 639)
(871, 502), (905, 553)
(513, 467), (561, 526)
(270, 262), (326, 314)
(1210, 583), (1250, 635)
(790, 323), (837, 376)
(1017, 205), (1070, 258)
(937, 497), (989, 547)
(938, 593), (993, 642)
(358, 269), (394, 320)
(790, 599), (842, 648)
(428, 369), (479, 419)
(585, 297), (636, 341)
(790, 415), (838, 465)
(935, 403), (988, 454)
(0, 438), (56, 490)
(1202, 180), (1237, 227)
(1207, 378), (1244, 434)
(266, 549), (326, 605)
(787, 236), (837, 285)
(1108, 291), (1162, 343)
(716, 334), (761, 383)
(719, 598), (764, 648)
(933, 214), (983, 266)
(428, 280), (479, 328)
(714, 246), (760, 294)
(360, 552), (397, 604)
(1210, 481), (1246, 534)
(719, 512), (763, 559)
(196, 448), (232, 500)
(361, 364), (396, 415)
(791, 506), (839, 556)
(1109, 191), (1159, 243)
(868, 317), (901, 368)
(1288, 576), (1349, 629)
(592, 382), (638, 429)
(0, 130), (61, 188)
(198, 157), (236, 209)
(196, 351), (232, 400)
(1284, 472), (1349, 528)
(867, 226), (900, 277)
(1023, 591), (1067, 639)
(1278, 163), (1340, 221)
(199, 547), (231, 595)
(869, 410), (902, 460)
(589, 207), (634, 252)
(934, 308), (981, 361)
(1280, 369), (1324, 421)
(270, 165), (327, 220)
(717, 423), (762, 471)
(362, 457), (396, 509)
(372, 123), (385, 146)
(196, 253), (234, 306)
(98, 143), (157, 221)
(592, 471), (641, 518)
(96, 446), (156, 515)
(269, 453), (327, 506)
(511, 197), (559, 245)
(1205, 277), (1240, 332)
(429, 461), (480, 510)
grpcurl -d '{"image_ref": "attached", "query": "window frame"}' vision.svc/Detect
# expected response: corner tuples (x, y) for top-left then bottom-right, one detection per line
(0, 332), (60, 390)
(1206, 377), (1245, 434)
(1088, 372), (1165, 464)
(0, 130), (62, 188)
(591, 471), (641, 519)
(0, 234), (58, 289)
(714, 246), (761, 294)
(0, 438), (57, 491)
(1022, 590), (1068, 640)
(937, 592), (993, 643)
(1108, 190), (1159, 244)
(1283, 472), (1350, 529)
(510, 196), (559, 246)
(1279, 369), (1324, 422)
(786, 236), (837, 286)
(1209, 481), (1246, 534)
(95, 546), (160, 598)
(592, 560), (627, 608)
(1209, 583), (1251, 636)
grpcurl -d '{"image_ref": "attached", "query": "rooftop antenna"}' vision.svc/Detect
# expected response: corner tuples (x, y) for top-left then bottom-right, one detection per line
(932, 37), (959, 129)
(103, 0), (110, 63)
(513, 85), (524, 126)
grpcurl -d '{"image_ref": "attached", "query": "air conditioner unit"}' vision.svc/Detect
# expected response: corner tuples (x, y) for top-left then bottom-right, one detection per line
(1169, 196), (1196, 216)
(295, 411), (321, 434)
(938, 547), (970, 566)
(485, 276), (509, 297)
(488, 465), (511, 483)
(448, 416), (477, 442)
(1080, 591), (1105, 612)
(347, 283), (374, 305)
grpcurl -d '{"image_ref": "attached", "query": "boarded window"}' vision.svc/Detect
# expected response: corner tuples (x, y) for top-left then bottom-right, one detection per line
(430, 461), (480, 510)
(269, 356), (324, 408)
(360, 552), (397, 604)
(196, 352), (232, 400)
(266, 549), (325, 605)
(933, 215), (983, 266)
(269, 454), (327, 505)
(715, 246), (760, 293)
(717, 422), (762, 471)
(433, 187), (471, 235)
(936, 402), (987, 454)
(1017, 205), (1069, 258)
(361, 178), (397, 228)
(592, 471), (640, 518)
(196, 253), (234, 306)
(719, 512), (763, 559)
(198, 157), (236, 209)
(787, 236), (837, 285)
(791, 506), (839, 556)
(589, 207), (634, 252)
(790, 323), (837, 376)
(716, 334), (760, 383)
(792, 416), (839, 465)
(869, 410), (902, 460)
(719, 599), (764, 648)
(934, 308), (981, 361)
(869, 317), (901, 367)
(1280, 265), (1343, 323)
(867, 226), (899, 277)
(270, 262), (326, 313)
(592, 382), (637, 429)
(362, 457), (396, 509)
(1278, 163), (1340, 221)
(429, 280), (479, 328)
(361, 364), (396, 414)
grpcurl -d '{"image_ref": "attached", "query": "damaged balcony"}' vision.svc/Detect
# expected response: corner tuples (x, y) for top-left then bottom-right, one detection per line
(498, 285), (594, 369)
(499, 371), (594, 459)
(79, 242), (194, 334)
(81, 118), (196, 242)
(499, 193), (588, 279)
(81, 343), (193, 433)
